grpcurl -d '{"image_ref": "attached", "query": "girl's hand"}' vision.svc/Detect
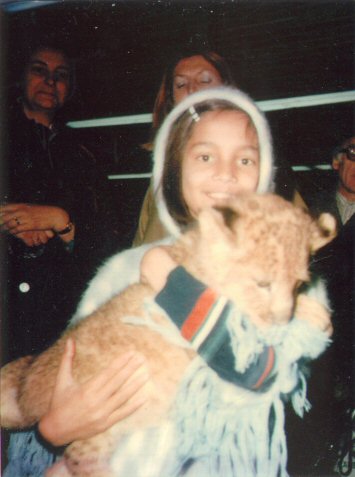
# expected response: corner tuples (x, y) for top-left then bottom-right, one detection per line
(38, 339), (150, 447)
(0, 203), (70, 235)
(140, 246), (177, 293)
(15, 230), (55, 247)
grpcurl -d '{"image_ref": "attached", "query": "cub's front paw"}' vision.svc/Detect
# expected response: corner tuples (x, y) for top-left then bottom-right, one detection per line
(295, 293), (332, 336)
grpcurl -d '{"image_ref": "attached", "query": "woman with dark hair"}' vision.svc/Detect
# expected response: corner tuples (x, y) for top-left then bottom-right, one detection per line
(2, 45), (81, 361)
(1, 44), (120, 362)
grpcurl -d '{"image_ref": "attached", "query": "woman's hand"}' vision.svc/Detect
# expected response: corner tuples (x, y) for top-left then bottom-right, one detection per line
(15, 230), (55, 247)
(140, 246), (178, 293)
(0, 203), (70, 235)
(38, 339), (150, 447)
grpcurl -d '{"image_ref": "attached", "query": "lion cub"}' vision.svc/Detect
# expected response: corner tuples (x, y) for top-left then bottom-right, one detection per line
(1, 194), (336, 477)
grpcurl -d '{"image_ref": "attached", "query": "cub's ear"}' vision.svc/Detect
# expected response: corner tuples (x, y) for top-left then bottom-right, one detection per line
(310, 212), (337, 252)
(198, 206), (238, 242)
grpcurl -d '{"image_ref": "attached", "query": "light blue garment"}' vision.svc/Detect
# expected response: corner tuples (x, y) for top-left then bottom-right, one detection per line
(3, 429), (60, 477)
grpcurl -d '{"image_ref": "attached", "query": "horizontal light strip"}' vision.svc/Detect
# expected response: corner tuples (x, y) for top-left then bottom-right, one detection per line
(257, 90), (355, 112)
(107, 164), (332, 180)
(292, 164), (332, 171)
(108, 173), (152, 180)
(68, 90), (355, 129)
(68, 113), (153, 128)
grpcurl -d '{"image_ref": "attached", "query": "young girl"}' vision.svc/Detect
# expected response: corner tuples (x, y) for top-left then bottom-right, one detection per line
(4, 87), (331, 476)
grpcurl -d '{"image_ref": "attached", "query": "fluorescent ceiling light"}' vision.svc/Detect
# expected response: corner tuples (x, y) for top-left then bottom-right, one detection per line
(68, 90), (355, 129)
(108, 164), (332, 180)
(68, 113), (153, 129)
(258, 90), (355, 111)
(292, 165), (332, 172)
(108, 173), (152, 180)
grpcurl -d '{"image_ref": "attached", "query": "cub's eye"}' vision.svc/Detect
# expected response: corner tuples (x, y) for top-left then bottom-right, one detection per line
(294, 279), (306, 291)
(257, 280), (271, 290)
(293, 279), (308, 297)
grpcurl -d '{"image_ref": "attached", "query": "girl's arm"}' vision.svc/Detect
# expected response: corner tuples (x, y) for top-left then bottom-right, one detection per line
(38, 339), (150, 446)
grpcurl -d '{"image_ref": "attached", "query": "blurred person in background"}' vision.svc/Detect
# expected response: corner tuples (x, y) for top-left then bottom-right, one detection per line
(286, 136), (355, 475)
(310, 136), (355, 227)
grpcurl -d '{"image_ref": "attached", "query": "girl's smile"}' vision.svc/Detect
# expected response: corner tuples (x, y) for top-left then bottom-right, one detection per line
(182, 109), (260, 216)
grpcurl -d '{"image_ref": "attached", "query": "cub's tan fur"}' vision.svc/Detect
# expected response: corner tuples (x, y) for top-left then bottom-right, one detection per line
(1, 194), (336, 477)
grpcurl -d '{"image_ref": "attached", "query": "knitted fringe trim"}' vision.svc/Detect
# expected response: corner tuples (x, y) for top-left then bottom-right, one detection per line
(167, 358), (289, 477)
(111, 359), (289, 477)
(112, 280), (330, 476)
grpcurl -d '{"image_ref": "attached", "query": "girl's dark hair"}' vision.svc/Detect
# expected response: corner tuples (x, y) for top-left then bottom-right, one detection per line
(162, 99), (256, 227)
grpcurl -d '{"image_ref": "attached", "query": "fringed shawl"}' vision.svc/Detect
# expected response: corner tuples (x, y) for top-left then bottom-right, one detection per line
(111, 281), (330, 477)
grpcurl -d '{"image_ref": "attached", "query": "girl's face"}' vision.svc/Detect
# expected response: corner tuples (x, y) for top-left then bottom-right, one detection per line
(173, 55), (223, 105)
(181, 110), (260, 217)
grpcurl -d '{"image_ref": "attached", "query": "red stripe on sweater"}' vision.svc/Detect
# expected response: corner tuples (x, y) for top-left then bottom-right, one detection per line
(181, 288), (218, 341)
(252, 347), (275, 389)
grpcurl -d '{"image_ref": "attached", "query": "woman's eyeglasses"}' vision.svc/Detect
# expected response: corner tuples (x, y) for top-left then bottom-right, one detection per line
(335, 144), (355, 162)
(28, 64), (70, 84)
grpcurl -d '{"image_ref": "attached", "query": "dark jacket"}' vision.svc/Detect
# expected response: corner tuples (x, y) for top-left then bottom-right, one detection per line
(2, 103), (120, 362)
(286, 212), (354, 475)
(309, 188), (342, 228)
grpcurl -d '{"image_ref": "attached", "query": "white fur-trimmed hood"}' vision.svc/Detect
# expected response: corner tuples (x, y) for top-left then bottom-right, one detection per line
(152, 86), (276, 237)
